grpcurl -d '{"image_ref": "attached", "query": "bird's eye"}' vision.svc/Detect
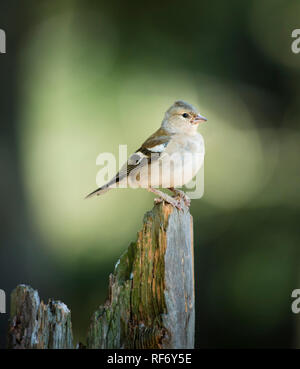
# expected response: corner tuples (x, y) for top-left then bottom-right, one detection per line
(182, 113), (189, 118)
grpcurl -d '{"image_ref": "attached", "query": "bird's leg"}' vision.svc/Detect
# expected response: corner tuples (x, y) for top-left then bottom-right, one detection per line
(148, 187), (182, 210)
(169, 187), (191, 207)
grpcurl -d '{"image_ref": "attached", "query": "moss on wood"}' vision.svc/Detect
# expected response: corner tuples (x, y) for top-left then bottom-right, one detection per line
(87, 202), (194, 349)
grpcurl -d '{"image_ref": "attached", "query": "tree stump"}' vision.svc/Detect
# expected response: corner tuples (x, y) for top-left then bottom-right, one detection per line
(7, 202), (195, 349)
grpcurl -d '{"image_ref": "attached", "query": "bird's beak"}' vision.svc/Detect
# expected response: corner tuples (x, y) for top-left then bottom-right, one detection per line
(193, 114), (207, 124)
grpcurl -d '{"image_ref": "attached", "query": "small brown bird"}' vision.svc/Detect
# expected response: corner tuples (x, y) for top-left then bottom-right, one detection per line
(86, 100), (207, 208)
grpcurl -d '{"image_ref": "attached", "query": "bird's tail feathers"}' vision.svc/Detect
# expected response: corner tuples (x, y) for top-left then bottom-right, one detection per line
(85, 184), (112, 199)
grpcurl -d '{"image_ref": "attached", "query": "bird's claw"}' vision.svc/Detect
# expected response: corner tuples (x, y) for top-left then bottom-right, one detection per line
(154, 197), (183, 211)
(172, 190), (191, 207)
(183, 196), (191, 207)
(173, 199), (183, 211)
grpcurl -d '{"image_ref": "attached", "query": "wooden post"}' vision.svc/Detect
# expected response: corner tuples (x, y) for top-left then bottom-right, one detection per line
(87, 202), (195, 349)
(7, 202), (195, 349)
(7, 285), (73, 349)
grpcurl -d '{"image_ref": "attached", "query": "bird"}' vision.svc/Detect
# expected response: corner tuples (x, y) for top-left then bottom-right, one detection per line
(86, 100), (207, 209)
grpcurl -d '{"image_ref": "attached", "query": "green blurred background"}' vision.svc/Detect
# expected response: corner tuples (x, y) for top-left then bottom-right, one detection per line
(0, 0), (300, 348)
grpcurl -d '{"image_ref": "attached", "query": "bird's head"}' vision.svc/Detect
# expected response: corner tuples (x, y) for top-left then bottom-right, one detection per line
(162, 100), (207, 134)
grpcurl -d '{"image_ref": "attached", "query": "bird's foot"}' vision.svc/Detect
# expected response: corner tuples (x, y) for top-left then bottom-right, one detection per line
(169, 188), (191, 207)
(149, 188), (182, 210)
(154, 196), (182, 210)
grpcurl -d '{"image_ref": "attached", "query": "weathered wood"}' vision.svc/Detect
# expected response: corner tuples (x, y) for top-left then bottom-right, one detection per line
(7, 285), (73, 349)
(87, 202), (195, 349)
(7, 202), (195, 349)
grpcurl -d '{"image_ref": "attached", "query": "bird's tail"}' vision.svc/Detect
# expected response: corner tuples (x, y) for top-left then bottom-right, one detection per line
(85, 184), (112, 199)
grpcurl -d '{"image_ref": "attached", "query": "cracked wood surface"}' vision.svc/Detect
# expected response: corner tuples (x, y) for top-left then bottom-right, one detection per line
(7, 202), (195, 349)
(7, 285), (73, 349)
(87, 202), (195, 349)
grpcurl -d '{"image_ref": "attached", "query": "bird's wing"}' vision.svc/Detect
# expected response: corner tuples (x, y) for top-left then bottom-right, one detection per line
(114, 127), (173, 184)
(85, 128), (173, 198)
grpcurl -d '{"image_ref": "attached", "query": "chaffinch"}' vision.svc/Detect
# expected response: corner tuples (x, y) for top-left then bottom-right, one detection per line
(86, 100), (207, 209)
